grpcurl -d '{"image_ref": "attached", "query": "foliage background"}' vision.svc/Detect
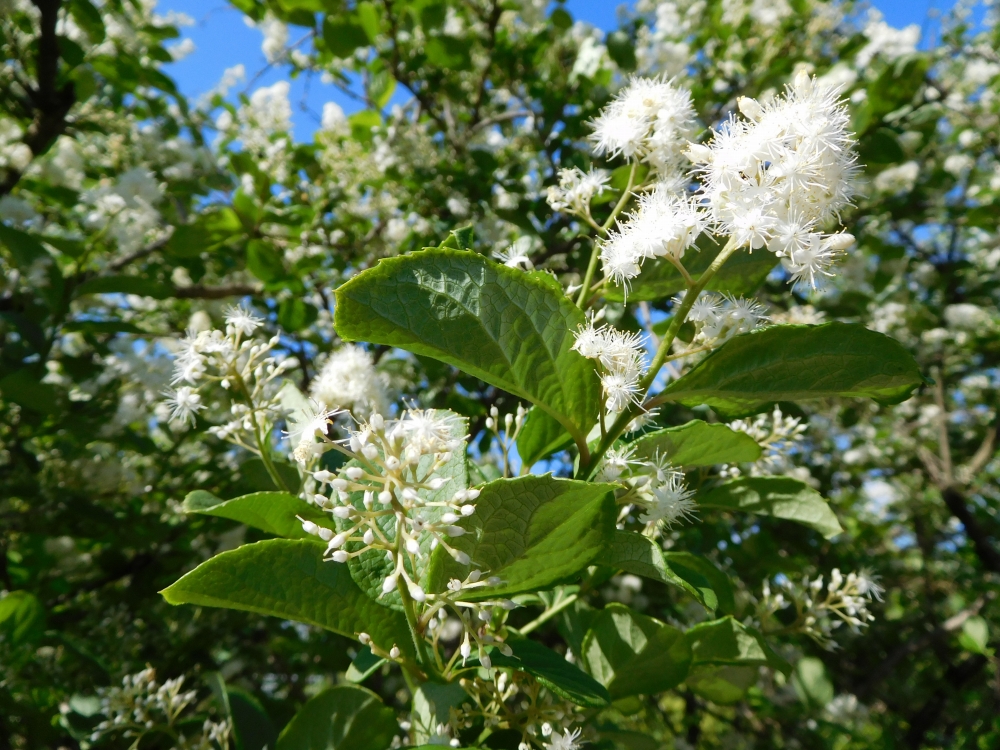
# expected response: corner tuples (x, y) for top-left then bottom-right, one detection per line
(1, 0), (998, 747)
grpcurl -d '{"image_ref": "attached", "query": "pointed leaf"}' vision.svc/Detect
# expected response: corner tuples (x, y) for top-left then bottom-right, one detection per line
(657, 323), (924, 418)
(661, 552), (735, 615)
(276, 685), (395, 750)
(161, 540), (413, 655)
(345, 646), (385, 683)
(629, 420), (761, 467)
(699, 476), (843, 539)
(515, 407), (573, 467)
(597, 532), (717, 612)
(487, 634), (610, 708)
(427, 475), (616, 600)
(334, 249), (601, 448)
(183, 490), (331, 540)
(580, 604), (692, 698)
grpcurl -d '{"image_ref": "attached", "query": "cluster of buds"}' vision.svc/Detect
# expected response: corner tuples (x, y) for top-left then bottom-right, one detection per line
(295, 409), (473, 603)
(485, 404), (528, 476)
(597, 447), (697, 533)
(758, 569), (883, 648)
(161, 305), (296, 450)
(89, 668), (230, 748)
(450, 671), (585, 750)
(572, 319), (647, 414)
(728, 405), (808, 475)
(545, 166), (611, 216)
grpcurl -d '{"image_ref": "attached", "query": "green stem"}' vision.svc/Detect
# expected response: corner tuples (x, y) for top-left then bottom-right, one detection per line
(576, 161), (638, 308)
(397, 580), (434, 674)
(234, 371), (291, 492)
(581, 236), (743, 478)
(519, 593), (579, 635)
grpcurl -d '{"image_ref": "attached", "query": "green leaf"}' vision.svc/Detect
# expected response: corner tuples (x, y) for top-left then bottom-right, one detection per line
(859, 127), (905, 164)
(661, 552), (735, 616)
(228, 686), (278, 750)
(684, 665), (757, 704)
(0, 369), (57, 414)
(0, 224), (48, 268)
(685, 616), (785, 670)
(334, 248), (601, 448)
(75, 274), (174, 299)
(487, 634), (610, 707)
(69, 0), (106, 43)
(161, 539), (413, 655)
(792, 657), (834, 708)
(323, 19), (370, 58)
(606, 244), (777, 302)
(657, 323), (924, 418)
(356, 1), (381, 40)
(0, 591), (46, 646)
(628, 420), (761, 467)
(345, 646), (385, 683)
(958, 616), (991, 655)
(279, 298), (318, 331)
(246, 239), (285, 283)
(276, 685), (395, 750)
(62, 319), (146, 335)
(605, 30), (636, 71)
(425, 36), (471, 69)
(182, 490), (331, 540)
(515, 407), (573, 467)
(167, 208), (244, 257)
(698, 476), (843, 539)
(580, 604), (692, 698)
(412, 683), (470, 745)
(427, 475), (616, 600)
(597, 532), (718, 612)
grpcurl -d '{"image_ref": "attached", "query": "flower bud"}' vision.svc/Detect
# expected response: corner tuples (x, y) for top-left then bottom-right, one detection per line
(363, 444), (379, 460)
(327, 533), (347, 549)
(389, 645), (400, 659)
(737, 96), (763, 121)
(406, 538), (420, 554)
(333, 505), (352, 519)
(466, 489), (481, 500)
(428, 477), (445, 490)
(480, 653), (492, 669)
(441, 513), (459, 524)
(460, 504), (476, 516)
(318, 527), (334, 541)
(358, 632), (371, 645)
(445, 526), (465, 537)
(346, 466), (364, 480)
(383, 574), (398, 593)
(363, 529), (375, 545)
(332, 478), (348, 491)
(452, 550), (470, 565)
(408, 582), (426, 602)
(370, 414), (384, 431)
(300, 520), (318, 535)
(313, 470), (335, 484)
(378, 491), (393, 505)
(331, 550), (348, 562)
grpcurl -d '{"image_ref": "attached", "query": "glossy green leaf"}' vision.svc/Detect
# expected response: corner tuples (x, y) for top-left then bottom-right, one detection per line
(685, 616), (786, 670)
(228, 686), (278, 750)
(792, 657), (834, 707)
(698, 476), (843, 539)
(0, 369), (57, 414)
(580, 604), (692, 698)
(0, 591), (46, 646)
(0, 224), (49, 267)
(487, 634), (610, 708)
(182, 490), (331, 540)
(657, 323), (924, 418)
(515, 407), (572, 467)
(685, 665), (758, 704)
(628, 419), (761, 467)
(597, 532), (718, 612)
(161, 540), (413, 655)
(334, 248), (602, 449)
(412, 682), (469, 745)
(607, 244), (777, 302)
(662, 552), (735, 616)
(276, 685), (395, 750)
(427, 475), (616, 600)
(345, 646), (385, 683)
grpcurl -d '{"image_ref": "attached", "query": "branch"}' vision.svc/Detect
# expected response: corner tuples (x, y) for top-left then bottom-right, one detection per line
(939, 485), (1000, 573)
(0, 0), (76, 196)
(174, 283), (262, 299)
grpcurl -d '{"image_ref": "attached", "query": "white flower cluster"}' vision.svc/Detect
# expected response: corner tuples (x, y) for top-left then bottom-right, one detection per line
(83, 167), (165, 253)
(545, 167), (611, 215)
(684, 292), (769, 345)
(687, 71), (858, 286)
(597, 446), (697, 532)
(89, 668), (230, 749)
(309, 344), (390, 418)
(729, 405), (807, 474)
(759, 569), (883, 648)
(162, 306), (294, 449)
(296, 410), (473, 588)
(572, 320), (647, 413)
(600, 187), (707, 287)
(590, 77), (697, 179)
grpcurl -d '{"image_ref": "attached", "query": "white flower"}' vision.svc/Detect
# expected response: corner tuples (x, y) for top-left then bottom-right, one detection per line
(943, 153), (974, 176)
(590, 77), (697, 178)
(856, 10), (920, 68)
(873, 161), (919, 194)
(310, 345), (389, 417)
(637, 470), (697, 527)
(494, 237), (534, 270)
(224, 304), (263, 337)
(544, 728), (583, 750)
(546, 167), (611, 214)
(163, 386), (203, 426)
(944, 303), (990, 331)
(690, 70), (858, 284)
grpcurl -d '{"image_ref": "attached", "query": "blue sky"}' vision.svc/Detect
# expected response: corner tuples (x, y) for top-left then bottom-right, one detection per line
(159, 0), (950, 141)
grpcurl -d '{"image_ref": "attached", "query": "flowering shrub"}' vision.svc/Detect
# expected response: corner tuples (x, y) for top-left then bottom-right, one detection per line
(2, 0), (998, 748)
